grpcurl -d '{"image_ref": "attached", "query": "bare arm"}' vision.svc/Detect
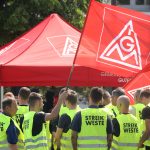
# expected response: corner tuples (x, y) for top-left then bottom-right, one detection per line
(71, 130), (78, 150)
(138, 119), (150, 148)
(9, 144), (18, 150)
(107, 134), (113, 150)
(45, 91), (67, 121)
(55, 127), (63, 147)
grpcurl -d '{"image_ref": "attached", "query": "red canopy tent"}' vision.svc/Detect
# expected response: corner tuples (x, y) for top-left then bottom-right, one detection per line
(0, 14), (130, 87)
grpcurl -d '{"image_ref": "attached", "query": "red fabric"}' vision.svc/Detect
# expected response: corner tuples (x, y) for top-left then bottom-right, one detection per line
(0, 13), (130, 87)
(124, 64), (150, 104)
(75, 1), (150, 77)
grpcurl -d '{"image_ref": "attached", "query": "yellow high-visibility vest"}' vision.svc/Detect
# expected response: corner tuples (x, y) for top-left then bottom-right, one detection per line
(78, 108), (108, 150)
(61, 108), (79, 150)
(112, 114), (141, 150)
(23, 111), (48, 150)
(0, 113), (24, 150)
(13, 105), (29, 126)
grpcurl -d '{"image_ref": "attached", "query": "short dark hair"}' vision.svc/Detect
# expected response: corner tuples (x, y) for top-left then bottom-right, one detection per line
(66, 90), (77, 105)
(134, 90), (141, 100)
(59, 87), (68, 95)
(112, 87), (125, 98)
(2, 97), (14, 110)
(19, 87), (31, 100)
(90, 87), (103, 103)
(29, 92), (42, 107)
(103, 90), (111, 100)
(140, 89), (150, 99)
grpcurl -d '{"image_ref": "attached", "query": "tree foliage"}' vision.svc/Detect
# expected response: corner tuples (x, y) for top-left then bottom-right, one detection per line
(0, 0), (103, 46)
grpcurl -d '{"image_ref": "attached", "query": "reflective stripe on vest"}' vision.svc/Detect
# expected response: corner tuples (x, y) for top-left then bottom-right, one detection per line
(25, 136), (47, 143)
(61, 108), (79, 150)
(78, 144), (107, 148)
(112, 114), (141, 150)
(113, 139), (138, 147)
(23, 111), (48, 150)
(0, 113), (25, 150)
(0, 140), (8, 145)
(26, 143), (48, 149)
(78, 108), (108, 150)
(78, 136), (106, 140)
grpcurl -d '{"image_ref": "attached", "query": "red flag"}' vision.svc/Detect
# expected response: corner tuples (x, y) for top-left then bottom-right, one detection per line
(74, 0), (150, 77)
(124, 64), (150, 104)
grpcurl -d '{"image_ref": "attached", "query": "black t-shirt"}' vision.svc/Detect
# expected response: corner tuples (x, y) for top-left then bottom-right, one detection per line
(112, 118), (120, 137)
(142, 106), (150, 120)
(20, 112), (49, 136)
(50, 116), (59, 133)
(58, 113), (71, 133)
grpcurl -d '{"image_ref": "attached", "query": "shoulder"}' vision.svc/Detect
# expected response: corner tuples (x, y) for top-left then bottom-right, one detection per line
(142, 106), (150, 119)
(60, 113), (71, 121)
(34, 112), (46, 120)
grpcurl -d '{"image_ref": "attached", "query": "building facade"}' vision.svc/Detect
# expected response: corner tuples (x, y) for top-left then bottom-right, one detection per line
(117, 0), (150, 12)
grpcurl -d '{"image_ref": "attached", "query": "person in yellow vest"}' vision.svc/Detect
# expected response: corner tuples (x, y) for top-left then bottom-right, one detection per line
(4, 92), (15, 99)
(0, 97), (24, 150)
(13, 87), (31, 126)
(112, 95), (141, 150)
(71, 87), (113, 150)
(138, 89), (150, 150)
(103, 90), (111, 106)
(130, 90), (145, 120)
(102, 90), (114, 119)
(107, 87), (125, 118)
(50, 87), (69, 150)
(55, 89), (79, 150)
(21, 90), (66, 150)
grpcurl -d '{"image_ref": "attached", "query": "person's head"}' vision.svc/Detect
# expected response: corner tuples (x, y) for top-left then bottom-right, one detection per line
(31, 87), (40, 93)
(29, 92), (43, 112)
(89, 87), (103, 105)
(2, 97), (18, 117)
(112, 87), (125, 106)
(59, 87), (69, 106)
(140, 89), (150, 106)
(18, 87), (31, 102)
(134, 90), (141, 104)
(103, 90), (111, 106)
(4, 92), (15, 99)
(117, 95), (130, 113)
(65, 90), (77, 108)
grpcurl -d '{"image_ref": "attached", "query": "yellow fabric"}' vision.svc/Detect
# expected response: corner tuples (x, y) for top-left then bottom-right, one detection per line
(59, 105), (69, 116)
(23, 111), (48, 150)
(103, 107), (114, 119)
(112, 114), (141, 150)
(132, 103), (145, 120)
(107, 104), (119, 118)
(78, 108), (108, 150)
(61, 108), (79, 150)
(0, 113), (11, 150)
(13, 120), (25, 150)
(0, 113), (24, 150)
(13, 105), (29, 126)
(44, 121), (52, 149)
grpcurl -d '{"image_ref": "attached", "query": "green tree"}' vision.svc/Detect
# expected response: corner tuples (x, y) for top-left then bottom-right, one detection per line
(0, 0), (103, 46)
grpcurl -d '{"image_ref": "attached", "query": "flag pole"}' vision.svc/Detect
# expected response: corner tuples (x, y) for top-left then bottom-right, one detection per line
(0, 86), (4, 109)
(66, 0), (95, 87)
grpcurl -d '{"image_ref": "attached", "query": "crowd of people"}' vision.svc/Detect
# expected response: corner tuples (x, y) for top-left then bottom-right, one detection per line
(0, 86), (150, 150)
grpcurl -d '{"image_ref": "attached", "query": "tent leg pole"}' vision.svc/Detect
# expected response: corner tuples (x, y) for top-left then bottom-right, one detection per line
(0, 86), (4, 109)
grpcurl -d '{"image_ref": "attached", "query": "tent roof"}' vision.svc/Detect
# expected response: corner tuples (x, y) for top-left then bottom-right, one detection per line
(0, 13), (129, 87)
